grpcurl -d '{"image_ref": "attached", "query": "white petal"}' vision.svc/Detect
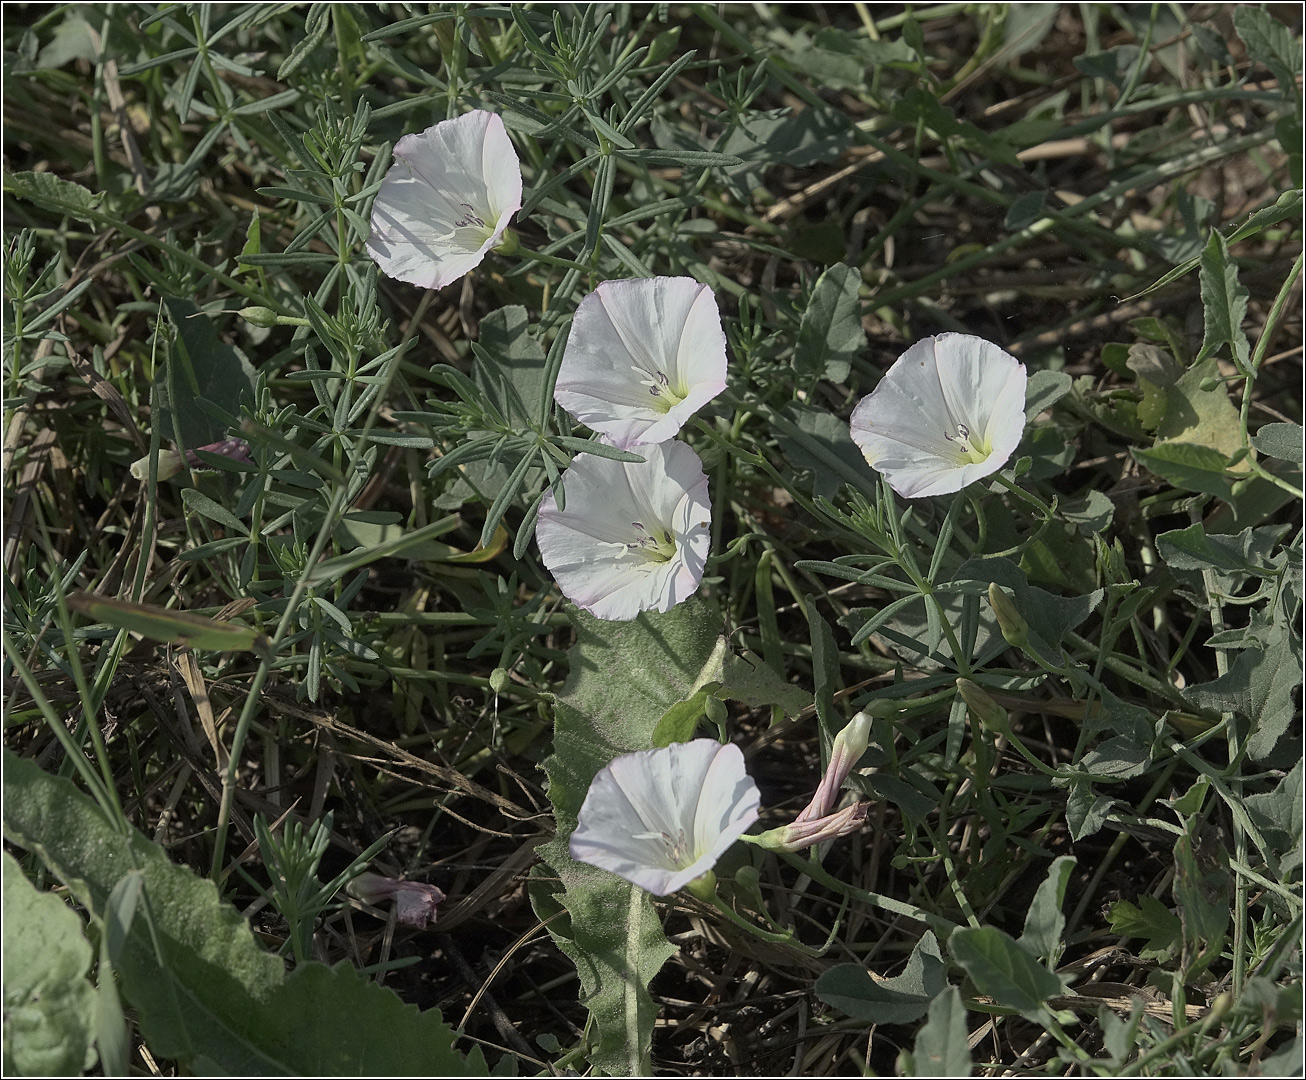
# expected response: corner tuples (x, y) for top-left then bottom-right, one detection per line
(535, 442), (712, 621)
(554, 278), (728, 448)
(569, 740), (760, 895)
(366, 111), (522, 290)
(850, 334), (1027, 498)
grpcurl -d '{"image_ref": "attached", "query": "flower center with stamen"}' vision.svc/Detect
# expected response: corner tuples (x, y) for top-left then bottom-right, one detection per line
(452, 202), (487, 228)
(945, 422), (991, 465)
(632, 826), (692, 868)
(602, 520), (678, 563)
(630, 364), (686, 412)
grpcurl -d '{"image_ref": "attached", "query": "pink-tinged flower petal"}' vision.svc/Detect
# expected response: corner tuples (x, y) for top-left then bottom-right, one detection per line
(346, 872), (446, 929)
(535, 442), (712, 621)
(554, 277), (728, 448)
(366, 110), (523, 290)
(569, 739), (761, 895)
(850, 334), (1027, 498)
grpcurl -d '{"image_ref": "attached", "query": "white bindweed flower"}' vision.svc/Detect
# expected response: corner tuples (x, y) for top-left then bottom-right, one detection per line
(569, 739), (761, 896)
(366, 110), (522, 290)
(554, 277), (728, 449)
(535, 441), (712, 621)
(850, 333), (1027, 499)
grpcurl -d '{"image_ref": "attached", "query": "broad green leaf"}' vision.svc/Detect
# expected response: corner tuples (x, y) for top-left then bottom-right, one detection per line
(67, 592), (269, 654)
(1106, 895), (1182, 962)
(1131, 442), (1236, 500)
(1078, 737), (1151, 781)
(794, 263), (866, 382)
(3, 851), (98, 1076)
(1126, 343), (1180, 430)
(1244, 760), (1303, 877)
(1066, 782), (1115, 842)
(3, 171), (105, 224)
(773, 400), (876, 498)
(475, 306), (548, 428)
(1017, 856), (1076, 963)
(1197, 231), (1250, 369)
(1156, 523), (1271, 574)
(1234, 6), (1302, 91)
(948, 926), (1062, 1018)
(815, 931), (945, 1024)
(1023, 369), (1072, 420)
(2, 754), (489, 1076)
(1060, 490), (1114, 535)
(1155, 356), (1246, 458)
(720, 649), (812, 717)
(651, 688), (713, 747)
(902, 985), (971, 1077)
(158, 297), (258, 451)
(1251, 422), (1304, 464)
(532, 600), (721, 1076)
(1182, 624), (1300, 760)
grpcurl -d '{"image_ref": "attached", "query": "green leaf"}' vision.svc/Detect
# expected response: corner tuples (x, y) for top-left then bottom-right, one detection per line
(1060, 490), (1114, 535)
(794, 263), (866, 382)
(773, 400), (875, 498)
(1157, 522), (1269, 574)
(180, 488), (246, 532)
(1023, 369), (1072, 421)
(1017, 856), (1076, 963)
(3, 851), (98, 1076)
(158, 297), (257, 451)
(815, 931), (945, 1024)
(3, 171), (106, 224)
(2, 754), (489, 1076)
(651, 688), (713, 747)
(1182, 624), (1301, 760)
(1106, 895), (1181, 962)
(1197, 231), (1250, 369)
(1234, 6), (1302, 91)
(902, 985), (971, 1077)
(1131, 441), (1236, 500)
(720, 650), (813, 717)
(948, 926), (1062, 1018)
(1066, 781), (1115, 842)
(532, 600), (721, 1075)
(475, 306), (548, 428)
(1078, 737), (1151, 781)
(1251, 422), (1304, 464)
(1156, 355), (1245, 454)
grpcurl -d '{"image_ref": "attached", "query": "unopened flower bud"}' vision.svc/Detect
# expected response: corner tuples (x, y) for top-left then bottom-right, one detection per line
(489, 667), (510, 694)
(236, 306), (310, 328)
(237, 306), (280, 328)
(797, 711), (872, 823)
(129, 448), (185, 482)
(956, 678), (1011, 736)
(988, 583), (1029, 649)
(748, 802), (869, 853)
